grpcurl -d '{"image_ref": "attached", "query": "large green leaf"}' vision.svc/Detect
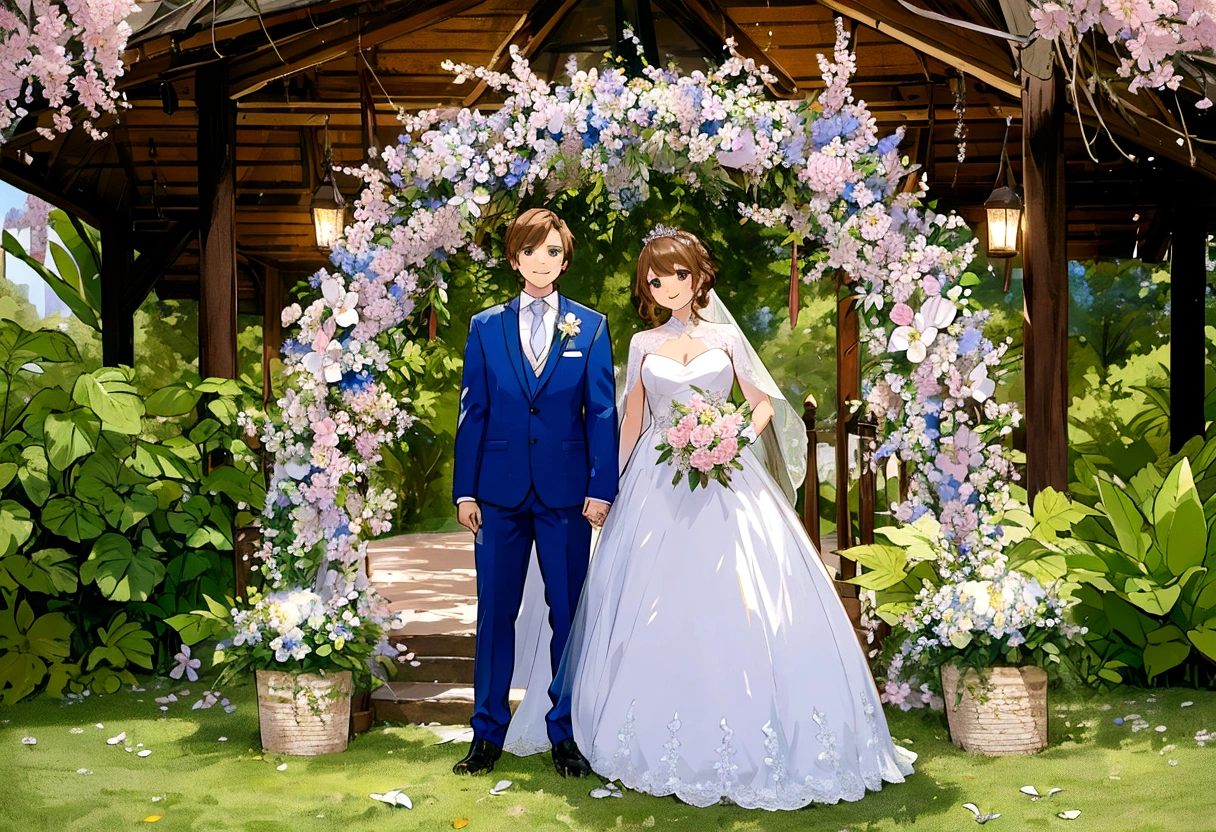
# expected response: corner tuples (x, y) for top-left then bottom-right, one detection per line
(1, 548), (78, 596)
(131, 440), (195, 480)
(1097, 477), (1151, 564)
(1188, 626), (1216, 661)
(843, 544), (909, 591)
(1, 231), (99, 330)
(1143, 625), (1191, 680)
(80, 534), (166, 602)
(1124, 578), (1182, 616)
(43, 408), (100, 470)
(0, 462), (15, 489)
(86, 612), (154, 671)
(17, 446), (50, 506)
(1153, 458), (1207, 577)
(72, 372), (144, 435)
(166, 611), (230, 646)
(1030, 487), (1095, 541)
(0, 501), (33, 558)
(144, 383), (203, 417)
(40, 497), (106, 543)
(1103, 593), (1154, 648)
(0, 650), (46, 704)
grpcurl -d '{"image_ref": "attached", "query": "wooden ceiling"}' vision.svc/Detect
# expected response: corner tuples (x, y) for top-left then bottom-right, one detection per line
(1, 0), (1212, 308)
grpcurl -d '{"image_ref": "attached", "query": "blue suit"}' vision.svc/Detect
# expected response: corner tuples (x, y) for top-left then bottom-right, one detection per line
(454, 293), (618, 748)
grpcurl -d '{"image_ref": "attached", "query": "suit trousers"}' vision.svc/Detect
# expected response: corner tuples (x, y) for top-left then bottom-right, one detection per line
(472, 489), (591, 747)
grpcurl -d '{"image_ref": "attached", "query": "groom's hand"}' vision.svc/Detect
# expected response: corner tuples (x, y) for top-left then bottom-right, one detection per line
(458, 500), (482, 535)
(582, 498), (609, 528)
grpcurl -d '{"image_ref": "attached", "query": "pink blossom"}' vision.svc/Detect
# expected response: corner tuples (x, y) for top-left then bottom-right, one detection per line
(713, 412), (745, 438)
(311, 418), (340, 448)
(678, 413), (698, 431)
(689, 447), (715, 472)
(711, 436), (739, 465)
(689, 424), (716, 448)
(921, 275), (941, 296)
(666, 425), (692, 449)
(889, 302), (914, 326)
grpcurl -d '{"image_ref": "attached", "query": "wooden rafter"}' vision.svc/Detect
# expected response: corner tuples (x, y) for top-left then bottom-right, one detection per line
(227, 0), (486, 99)
(655, 0), (799, 98)
(125, 220), (198, 316)
(461, 0), (583, 107)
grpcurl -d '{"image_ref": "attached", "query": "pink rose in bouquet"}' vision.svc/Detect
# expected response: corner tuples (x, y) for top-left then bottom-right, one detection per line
(654, 387), (754, 490)
(689, 424), (716, 448)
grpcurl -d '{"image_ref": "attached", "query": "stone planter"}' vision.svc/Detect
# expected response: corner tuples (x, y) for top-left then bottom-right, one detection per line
(941, 664), (1048, 756)
(256, 669), (352, 755)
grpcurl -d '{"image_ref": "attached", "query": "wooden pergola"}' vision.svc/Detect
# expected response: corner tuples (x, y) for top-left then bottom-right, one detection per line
(2, 0), (1213, 498)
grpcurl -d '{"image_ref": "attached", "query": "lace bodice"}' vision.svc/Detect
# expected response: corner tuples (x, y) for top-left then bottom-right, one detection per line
(623, 318), (759, 424)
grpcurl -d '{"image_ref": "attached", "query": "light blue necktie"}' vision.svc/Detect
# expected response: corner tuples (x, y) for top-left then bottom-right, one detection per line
(528, 301), (547, 370)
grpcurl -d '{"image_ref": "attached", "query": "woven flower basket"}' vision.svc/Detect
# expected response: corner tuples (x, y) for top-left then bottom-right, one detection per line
(256, 669), (352, 755)
(941, 665), (1048, 756)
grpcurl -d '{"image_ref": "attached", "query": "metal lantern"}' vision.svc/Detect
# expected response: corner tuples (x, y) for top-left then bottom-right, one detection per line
(984, 184), (1023, 258)
(311, 125), (346, 249)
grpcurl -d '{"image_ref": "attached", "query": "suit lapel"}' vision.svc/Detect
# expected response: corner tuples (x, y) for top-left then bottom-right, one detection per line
(532, 294), (570, 399)
(500, 297), (531, 396)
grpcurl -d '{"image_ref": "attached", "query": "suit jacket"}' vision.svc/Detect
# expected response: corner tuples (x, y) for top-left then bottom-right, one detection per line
(453, 294), (619, 509)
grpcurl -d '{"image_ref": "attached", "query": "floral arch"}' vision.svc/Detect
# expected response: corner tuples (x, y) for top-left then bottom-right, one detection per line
(245, 21), (1052, 683)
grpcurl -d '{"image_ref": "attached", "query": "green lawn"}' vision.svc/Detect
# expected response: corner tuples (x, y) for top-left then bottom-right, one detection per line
(3, 680), (1216, 832)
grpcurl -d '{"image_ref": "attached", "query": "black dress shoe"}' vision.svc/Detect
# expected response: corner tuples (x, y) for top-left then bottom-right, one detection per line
(453, 739), (502, 775)
(552, 738), (592, 778)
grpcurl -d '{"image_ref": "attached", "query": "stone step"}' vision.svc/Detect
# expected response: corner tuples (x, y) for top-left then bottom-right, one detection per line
(396, 655), (475, 684)
(390, 632), (477, 659)
(371, 681), (522, 726)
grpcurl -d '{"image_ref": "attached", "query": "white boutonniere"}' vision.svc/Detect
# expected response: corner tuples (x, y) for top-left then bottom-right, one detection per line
(557, 312), (582, 339)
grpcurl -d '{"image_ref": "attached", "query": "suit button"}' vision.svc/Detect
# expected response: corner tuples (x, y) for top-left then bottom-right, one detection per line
(530, 407), (539, 415)
(531, 438), (538, 445)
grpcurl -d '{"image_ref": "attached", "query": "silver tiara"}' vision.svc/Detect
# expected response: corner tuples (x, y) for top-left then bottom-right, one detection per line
(642, 224), (686, 246)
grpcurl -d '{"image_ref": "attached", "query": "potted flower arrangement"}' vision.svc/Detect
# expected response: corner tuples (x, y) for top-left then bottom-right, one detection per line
(844, 510), (1086, 755)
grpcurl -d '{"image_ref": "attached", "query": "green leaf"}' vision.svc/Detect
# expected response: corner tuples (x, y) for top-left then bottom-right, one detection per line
(80, 534), (166, 602)
(43, 408), (100, 470)
(1125, 580), (1182, 616)
(2, 548), (78, 595)
(87, 612), (154, 671)
(144, 384), (203, 417)
(1143, 625), (1191, 680)
(0, 501), (33, 558)
(41, 496), (105, 543)
(0, 462), (16, 489)
(1187, 627), (1216, 661)
(1103, 593), (1154, 648)
(131, 440), (195, 479)
(842, 544), (909, 591)
(0, 651), (46, 704)
(72, 373), (144, 435)
(166, 612), (228, 646)
(1153, 458), (1208, 577)
(1, 231), (99, 330)
(1097, 478), (1150, 564)
(17, 446), (50, 506)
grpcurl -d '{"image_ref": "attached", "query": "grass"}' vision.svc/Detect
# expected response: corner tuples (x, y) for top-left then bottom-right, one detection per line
(3, 680), (1216, 832)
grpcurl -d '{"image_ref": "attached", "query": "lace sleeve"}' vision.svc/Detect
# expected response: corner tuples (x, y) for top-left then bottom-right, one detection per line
(619, 328), (662, 407)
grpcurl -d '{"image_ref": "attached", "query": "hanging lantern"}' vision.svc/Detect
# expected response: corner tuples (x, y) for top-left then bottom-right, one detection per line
(984, 184), (1022, 258)
(311, 122), (346, 250)
(983, 116), (1022, 260)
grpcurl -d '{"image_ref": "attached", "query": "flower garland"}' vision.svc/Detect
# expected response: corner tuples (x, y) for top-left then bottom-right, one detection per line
(0, 0), (136, 144)
(251, 21), (1067, 684)
(1029, 1), (1216, 109)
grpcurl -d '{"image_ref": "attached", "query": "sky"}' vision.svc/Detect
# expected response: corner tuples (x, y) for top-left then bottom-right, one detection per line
(0, 178), (62, 318)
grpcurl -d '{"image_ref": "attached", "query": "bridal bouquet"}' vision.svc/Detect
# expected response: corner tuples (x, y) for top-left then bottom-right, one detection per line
(656, 389), (753, 490)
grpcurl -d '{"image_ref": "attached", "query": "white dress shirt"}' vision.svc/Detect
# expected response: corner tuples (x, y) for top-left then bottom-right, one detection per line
(519, 291), (559, 375)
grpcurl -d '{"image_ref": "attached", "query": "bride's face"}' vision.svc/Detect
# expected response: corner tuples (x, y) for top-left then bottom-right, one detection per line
(646, 263), (697, 312)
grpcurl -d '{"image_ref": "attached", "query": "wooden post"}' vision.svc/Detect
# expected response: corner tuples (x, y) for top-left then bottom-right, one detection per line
(858, 417), (877, 546)
(836, 269), (860, 576)
(262, 264), (282, 406)
(1171, 203), (1207, 451)
(99, 217), (133, 367)
(196, 63), (239, 380)
(802, 397), (822, 554)
(1021, 72), (1069, 499)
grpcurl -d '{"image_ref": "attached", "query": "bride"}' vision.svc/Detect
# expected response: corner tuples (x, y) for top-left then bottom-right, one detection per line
(504, 226), (914, 810)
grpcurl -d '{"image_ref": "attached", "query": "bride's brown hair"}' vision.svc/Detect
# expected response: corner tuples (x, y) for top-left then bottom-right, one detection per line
(633, 230), (718, 326)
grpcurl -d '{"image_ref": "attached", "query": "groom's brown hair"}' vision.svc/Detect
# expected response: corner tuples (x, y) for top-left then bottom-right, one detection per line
(505, 208), (575, 268)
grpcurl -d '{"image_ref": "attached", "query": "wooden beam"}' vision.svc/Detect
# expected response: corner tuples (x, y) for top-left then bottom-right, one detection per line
(835, 269), (860, 561)
(461, 0), (582, 107)
(814, 0), (1020, 97)
(1022, 72), (1069, 499)
(654, 0), (800, 97)
(0, 156), (104, 228)
(1170, 200), (1207, 452)
(100, 216), (134, 367)
(197, 64), (239, 380)
(228, 0), (486, 100)
(125, 221), (198, 315)
(263, 263), (283, 407)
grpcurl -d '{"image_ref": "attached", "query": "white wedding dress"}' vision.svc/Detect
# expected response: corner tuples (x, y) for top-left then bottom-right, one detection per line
(504, 311), (914, 810)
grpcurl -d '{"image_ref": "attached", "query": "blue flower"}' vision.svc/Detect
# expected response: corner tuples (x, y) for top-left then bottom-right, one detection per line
(549, 129), (563, 142)
(782, 133), (806, 166)
(388, 284), (404, 298)
(958, 328), (982, 354)
(281, 338), (310, 357)
(582, 124), (601, 148)
(909, 505), (930, 521)
(433, 248), (448, 262)
(701, 119), (722, 137)
(810, 114), (859, 149)
(340, 370), (374, 394)
(876, 132), (901, 155)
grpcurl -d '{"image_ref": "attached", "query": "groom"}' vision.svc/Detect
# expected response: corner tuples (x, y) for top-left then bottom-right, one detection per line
(453, 208), (618, 777)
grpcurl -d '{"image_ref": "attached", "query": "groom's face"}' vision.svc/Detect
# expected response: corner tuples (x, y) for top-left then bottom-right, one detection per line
(512, 228), (568, 291)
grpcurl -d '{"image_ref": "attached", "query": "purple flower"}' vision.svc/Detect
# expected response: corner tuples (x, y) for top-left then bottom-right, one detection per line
(170, 645), (201, 683)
